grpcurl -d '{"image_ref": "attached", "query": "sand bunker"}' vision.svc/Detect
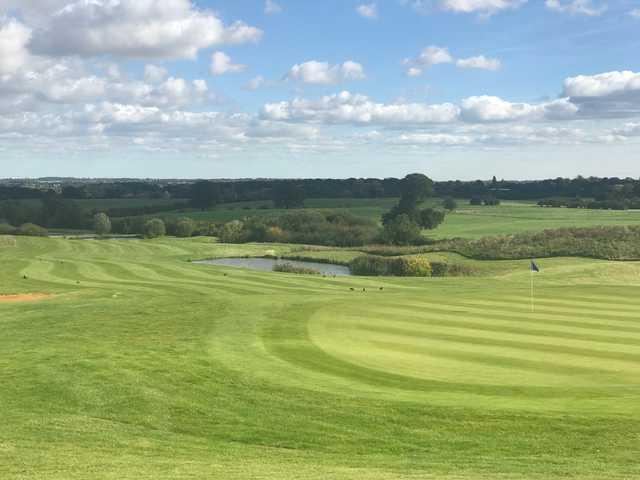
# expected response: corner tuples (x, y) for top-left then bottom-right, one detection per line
(0, 293), (54, 303)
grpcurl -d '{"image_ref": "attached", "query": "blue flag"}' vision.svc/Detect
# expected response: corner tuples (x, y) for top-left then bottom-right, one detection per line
(531, 261), (540, 272)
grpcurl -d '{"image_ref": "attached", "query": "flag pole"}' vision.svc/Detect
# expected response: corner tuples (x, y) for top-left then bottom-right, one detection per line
(530, 268), (534, 313)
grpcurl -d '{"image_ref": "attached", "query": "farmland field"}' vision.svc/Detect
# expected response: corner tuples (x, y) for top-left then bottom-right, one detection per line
(2, 236), (640, 479)
(137, 198), (640, 239)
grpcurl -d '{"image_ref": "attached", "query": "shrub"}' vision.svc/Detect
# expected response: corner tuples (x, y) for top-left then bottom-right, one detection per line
(17, 223), (48, 236)
(349, 255), (393, 276)
(219, 220), (246, 243)
(143, 218), (166, 239)
(380, 214), (423, 246)
(391, 256), (432, 277)
(273, 263), (320, 275)
(442, 197), (458, 211)
(0, 223), (16, 235)
(93, 212), (112, 236)
(349, 255), (432, 277)
(174, 217), (196, 238)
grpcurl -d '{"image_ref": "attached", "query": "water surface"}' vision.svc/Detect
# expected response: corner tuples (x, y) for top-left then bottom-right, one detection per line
(196, 257), (351, 276)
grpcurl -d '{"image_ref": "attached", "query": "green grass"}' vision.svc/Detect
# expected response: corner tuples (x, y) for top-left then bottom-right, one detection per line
(2, 236), (640, 478)
(151, 198), (640, 240)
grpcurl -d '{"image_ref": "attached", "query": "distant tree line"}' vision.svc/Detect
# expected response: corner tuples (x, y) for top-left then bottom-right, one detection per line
(6, 175), (640, 206)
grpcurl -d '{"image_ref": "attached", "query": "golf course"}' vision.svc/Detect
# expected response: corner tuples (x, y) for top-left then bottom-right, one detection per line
(2, 231), (640, 479)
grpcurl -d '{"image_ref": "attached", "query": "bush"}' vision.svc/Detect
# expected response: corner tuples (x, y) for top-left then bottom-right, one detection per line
(0, 223), (16, 235)
(143, 218), (166, 239)
(174, 217), (196, 238)
(443, 197), (458, 211)
(17, 223), (48, 236)
(219, 220), (246, 243)
(93, 212), (112, 236)
(349, 255), (393, 276)
(391, 256), (432, 277)
(380, 214), (423, 245)
(349, 255), (432, 277)
(273, 263), (320, 275)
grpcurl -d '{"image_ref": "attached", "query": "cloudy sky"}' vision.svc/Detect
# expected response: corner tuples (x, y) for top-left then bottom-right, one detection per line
(0, 0), (638, 179)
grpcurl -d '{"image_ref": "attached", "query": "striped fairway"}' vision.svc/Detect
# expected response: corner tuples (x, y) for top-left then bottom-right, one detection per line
(2, 236), (640, 479)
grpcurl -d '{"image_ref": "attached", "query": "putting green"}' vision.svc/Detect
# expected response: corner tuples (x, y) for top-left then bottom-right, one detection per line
(2, 236), (640, 479)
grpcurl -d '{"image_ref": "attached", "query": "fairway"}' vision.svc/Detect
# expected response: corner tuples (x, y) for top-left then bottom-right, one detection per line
(2, 236), (640, 479)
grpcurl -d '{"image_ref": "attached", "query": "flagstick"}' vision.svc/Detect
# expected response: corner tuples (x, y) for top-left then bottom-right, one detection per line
(530, 269), (535, 313)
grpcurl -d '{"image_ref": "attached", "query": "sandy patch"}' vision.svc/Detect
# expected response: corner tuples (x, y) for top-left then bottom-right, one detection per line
(0, 293), (54, 303)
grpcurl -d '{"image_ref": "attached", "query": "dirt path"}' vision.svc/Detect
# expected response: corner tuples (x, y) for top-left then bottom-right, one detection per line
(0, 293), (54, 303)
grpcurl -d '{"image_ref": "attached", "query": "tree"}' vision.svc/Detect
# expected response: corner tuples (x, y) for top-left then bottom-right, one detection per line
(190, 181), (220, 210)
(174, 217), (195, 238)
(93, 212), (111, 236)
(273, 182), (305, 209)
(470, 197), (483, 206)
(380, 214), (422, 245)
(400, 173), (434, 203)
(219, 220), (245, 243)
(144, 218), (166, 239)
(418, 208), (445, 230)
(442, 197), (458, 211)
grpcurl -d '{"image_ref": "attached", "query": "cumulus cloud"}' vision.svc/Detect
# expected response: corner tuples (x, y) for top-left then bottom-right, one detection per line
(261, 91), (460, 125)
(545, 0), (606, 16)
(456, 55), (501, 71)
(245, 76), (266, 90)
(287, 61), (365, 85)
(563, 71), (640, 118)
(211, 52), (247, 75)
(404, 47), (500, 75)
(29, 0), (263, 59)
(144, 64), (168, 84)
(0, 17), (31, 75)
(356, 3), (378, 19)
(395, 132), (473, 145)
(460, 95), (577, 122)
(265, 0), (283, 14)
(402, 0), (527, 16)
(563, 71), (640, 98)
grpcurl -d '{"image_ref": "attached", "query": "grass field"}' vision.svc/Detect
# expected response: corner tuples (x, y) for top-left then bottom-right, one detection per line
(149, 198), (640, 240)
(2, 235), (640, 479)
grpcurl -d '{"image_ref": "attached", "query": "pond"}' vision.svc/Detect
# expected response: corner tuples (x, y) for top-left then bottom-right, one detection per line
(195, 257), (352, 276)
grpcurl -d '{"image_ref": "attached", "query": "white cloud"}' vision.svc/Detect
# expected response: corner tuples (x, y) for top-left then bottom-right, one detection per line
(356, 3), (378, 19)
(563, 71), (640, 98)
(630, 9), (640, 18)
(29, 0), (263, 59)
(460, 95), (578, 122)
(456, 55), (501, 71)
(211, 52), (247, 75)
(440, 0), (527, 14)
(405, 47), (501, 75)
(261, 91), (460, 124)
(396, 133), (473, 145)
(0, 17), (31, 75)
(144, 64), (168, 83)
(403, 0), (527, 15)
(265, 0), (283, 14)
(245, 75), (266, 90)
(288, 61), (365, 85)
(545, 0), (606, 16)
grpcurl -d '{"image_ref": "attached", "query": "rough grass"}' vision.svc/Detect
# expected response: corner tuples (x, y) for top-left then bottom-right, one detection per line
(2, 236), (640, 479)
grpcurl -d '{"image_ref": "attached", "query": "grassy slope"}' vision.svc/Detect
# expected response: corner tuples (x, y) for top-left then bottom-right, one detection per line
(2, 236), (640, 479)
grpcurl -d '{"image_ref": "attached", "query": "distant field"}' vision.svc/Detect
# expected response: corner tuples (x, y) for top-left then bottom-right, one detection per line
(150, 198), (640, 240)
(2, 236), (640, 478)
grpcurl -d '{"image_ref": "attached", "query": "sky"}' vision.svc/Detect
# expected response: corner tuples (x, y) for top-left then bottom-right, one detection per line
(0, 0), (639, 180)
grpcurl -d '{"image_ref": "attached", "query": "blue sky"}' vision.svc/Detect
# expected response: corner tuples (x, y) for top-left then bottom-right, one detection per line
(0, 0), (639, 179)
